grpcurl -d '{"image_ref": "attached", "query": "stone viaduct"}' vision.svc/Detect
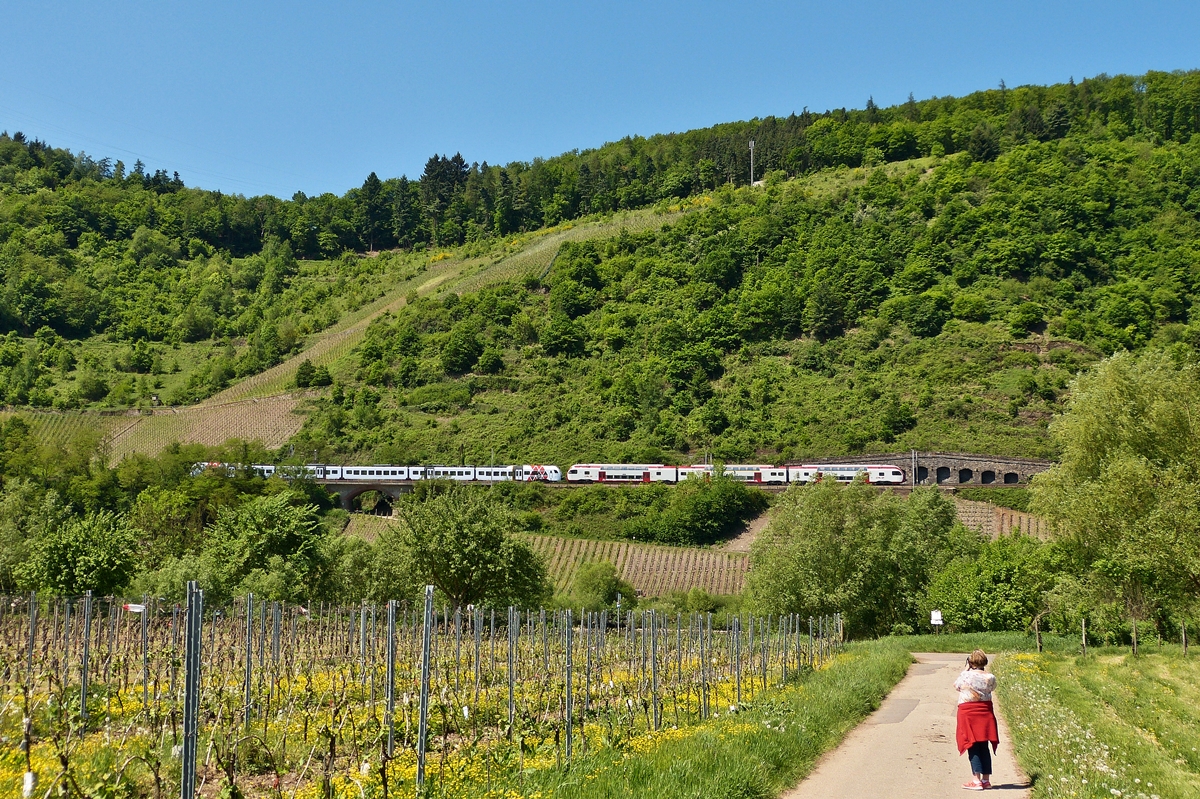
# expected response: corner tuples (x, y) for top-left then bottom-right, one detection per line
(799, 451), (1053, 487)
(323, 481), (413, 512)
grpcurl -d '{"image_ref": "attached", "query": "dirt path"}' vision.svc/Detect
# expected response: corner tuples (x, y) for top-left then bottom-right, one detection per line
(782, 653), (1030, 798)
(719, 509), (772, 553)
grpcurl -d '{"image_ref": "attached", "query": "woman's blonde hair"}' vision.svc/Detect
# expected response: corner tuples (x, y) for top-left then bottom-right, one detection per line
(967, 649), (989, 669)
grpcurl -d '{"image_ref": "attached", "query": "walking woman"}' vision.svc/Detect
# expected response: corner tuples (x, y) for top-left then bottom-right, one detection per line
(955, 649), (1000, 791)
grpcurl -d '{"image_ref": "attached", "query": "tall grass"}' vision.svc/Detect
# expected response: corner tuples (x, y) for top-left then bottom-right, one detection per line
(893, 631), (1081, 654)
(491, 639), (912, 799)
(997, 652), (1200, 799)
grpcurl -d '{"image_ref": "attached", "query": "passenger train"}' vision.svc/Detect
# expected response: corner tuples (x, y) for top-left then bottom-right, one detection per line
(193, 462), (905, 485)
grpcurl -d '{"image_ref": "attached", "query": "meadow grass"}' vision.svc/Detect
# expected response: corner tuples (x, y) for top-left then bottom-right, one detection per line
(894, 631), (1082, 655)
(996, 651), (1200, 798)
(487, 638), (912, 799)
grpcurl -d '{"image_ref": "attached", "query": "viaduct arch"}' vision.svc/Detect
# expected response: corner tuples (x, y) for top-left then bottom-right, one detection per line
(798, 451), (1052, 487)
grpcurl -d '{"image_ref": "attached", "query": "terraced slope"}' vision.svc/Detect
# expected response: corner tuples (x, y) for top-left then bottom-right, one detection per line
(0, 410), (121, 449)
(85, 208), (685, 460)
(522, 534), (748, 596)
(343, 514), (748, 597)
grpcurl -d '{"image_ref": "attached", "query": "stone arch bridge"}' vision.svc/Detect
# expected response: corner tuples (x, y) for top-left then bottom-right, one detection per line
(798, 451), (1052, 487)
(323, 480), (414, 511)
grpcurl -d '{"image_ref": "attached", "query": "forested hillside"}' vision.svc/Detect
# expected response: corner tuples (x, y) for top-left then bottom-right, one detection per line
(2, 70), (1198, 414)
(292, 113), (1200, 464)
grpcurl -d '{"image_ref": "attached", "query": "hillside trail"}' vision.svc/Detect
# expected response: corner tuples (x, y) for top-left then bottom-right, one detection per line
(719, 509), (772, 552)
(782, 653), (1030, 799)
(100, 208), (691, 461)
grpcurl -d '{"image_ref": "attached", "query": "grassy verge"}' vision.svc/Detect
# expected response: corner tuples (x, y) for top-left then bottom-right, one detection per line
(995, 651), (1200, 799)
(893, 631), (1080, 654)
(485, 639), (912, 799)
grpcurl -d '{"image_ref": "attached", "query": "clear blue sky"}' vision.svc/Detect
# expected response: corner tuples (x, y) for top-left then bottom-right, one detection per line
(2, 1), (1196, 198)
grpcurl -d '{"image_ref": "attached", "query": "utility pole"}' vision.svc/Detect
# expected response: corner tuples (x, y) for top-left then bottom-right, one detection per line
(749, 140), (755, 186)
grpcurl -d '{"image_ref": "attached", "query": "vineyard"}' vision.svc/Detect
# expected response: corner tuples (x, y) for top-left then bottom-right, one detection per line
(0, 411), (120, 450)
(0, 588), (842, 799)
(449, 207), (691, 295)
(105, 395), (308, 463)
(523, 535), (750, 597)
(343, 517), (751, 597)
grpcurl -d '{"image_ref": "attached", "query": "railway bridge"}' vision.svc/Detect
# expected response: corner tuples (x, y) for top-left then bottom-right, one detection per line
(323, 480), (414, 511)
(311, 451), (1052, 508)
(801, 451), (1052, 487)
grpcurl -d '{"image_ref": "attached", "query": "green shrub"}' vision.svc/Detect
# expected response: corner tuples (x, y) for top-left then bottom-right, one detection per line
(924, 534), (1054, 632)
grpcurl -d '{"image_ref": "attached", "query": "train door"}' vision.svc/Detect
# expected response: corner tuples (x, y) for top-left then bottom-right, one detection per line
(642, 471), (650, 483)
(598, 470), (607, 482)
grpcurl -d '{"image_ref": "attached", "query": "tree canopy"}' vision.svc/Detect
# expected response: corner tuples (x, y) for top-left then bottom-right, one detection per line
(1032, 349), (1200, 627)
(377, 486), (552, 609)
(746, 482), (973, 637)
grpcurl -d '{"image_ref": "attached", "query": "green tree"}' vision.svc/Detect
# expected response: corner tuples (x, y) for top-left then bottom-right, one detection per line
(747, 481), (970, 636)
(441, 322), (482, 374)
(1032, 350), (1200, 633)
(141, 492), (327, 604)
(476, 346), (504, 374)
(379, 486), (551, 609)
(924, 534), (1054, 632)
(295, 359), (316, 388)
(541, 315), (585, 357)
(569, 560), (636, 611)
(967, 123), (1000, 161)
(0, 481), (69, 593)
(355, 172), (387, 251)
(19, 510), (138, 595)
(624, 469), (768, 546)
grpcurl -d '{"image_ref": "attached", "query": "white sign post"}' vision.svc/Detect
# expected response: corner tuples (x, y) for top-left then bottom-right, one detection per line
(931, 610), (943, 634)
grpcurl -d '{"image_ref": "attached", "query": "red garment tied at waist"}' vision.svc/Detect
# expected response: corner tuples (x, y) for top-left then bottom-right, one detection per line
(956, 700), (999, 755)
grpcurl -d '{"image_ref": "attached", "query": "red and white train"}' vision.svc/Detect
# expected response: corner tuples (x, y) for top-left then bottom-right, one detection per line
(564, 463), (905, 485)
(191, 463), (562, 482)
(194, 462), (905, 485)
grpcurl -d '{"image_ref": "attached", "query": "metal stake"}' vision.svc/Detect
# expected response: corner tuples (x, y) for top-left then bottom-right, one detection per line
(416, 586), (434, 791)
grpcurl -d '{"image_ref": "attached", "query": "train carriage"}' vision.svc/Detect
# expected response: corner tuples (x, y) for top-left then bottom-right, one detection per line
(337, 466), (411, 480)
(423, 465), (476, 481)
(789, 464), (905, 484)
(679, 464), (787, 484)
(566, 464), (677, 483)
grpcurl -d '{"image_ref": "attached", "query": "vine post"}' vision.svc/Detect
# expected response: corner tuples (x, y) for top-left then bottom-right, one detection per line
(416, 585), (434, 793)
(181, 580), (203, 799)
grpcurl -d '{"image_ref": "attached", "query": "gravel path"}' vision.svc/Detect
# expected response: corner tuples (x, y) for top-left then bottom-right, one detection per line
(782, 653), (1031, 798)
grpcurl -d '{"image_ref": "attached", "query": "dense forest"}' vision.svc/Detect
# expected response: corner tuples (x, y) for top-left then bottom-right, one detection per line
(291, 105), (1200, 463)
(2, 70), (1198, 410)
(2, 69), (1200, 636)
(4, 70), (1200, 335)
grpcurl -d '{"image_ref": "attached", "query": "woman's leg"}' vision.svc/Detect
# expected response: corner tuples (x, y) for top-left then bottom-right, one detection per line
(968, 742), (989, 778)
